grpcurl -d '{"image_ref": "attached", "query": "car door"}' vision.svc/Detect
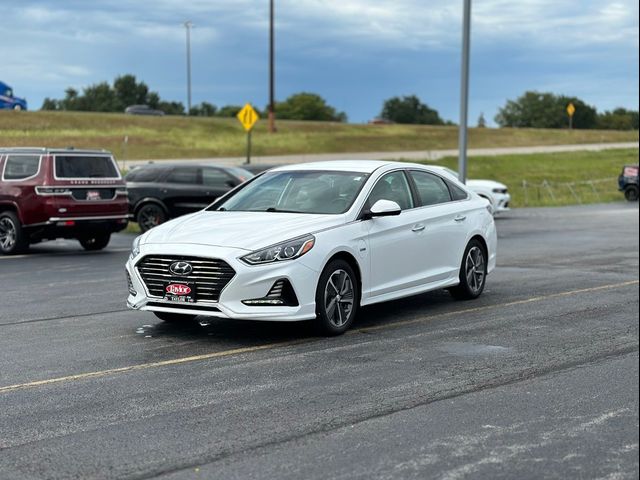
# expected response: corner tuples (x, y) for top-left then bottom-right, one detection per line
(201, 167), (238, 203)
(407, 169), (472, 282)
(365, 170), (429, 298)
(161, 166), (204, 217)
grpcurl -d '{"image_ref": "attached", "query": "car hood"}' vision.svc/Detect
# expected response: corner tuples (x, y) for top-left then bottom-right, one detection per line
(466, 179), (508, 190)
(142, 211), (346, 250)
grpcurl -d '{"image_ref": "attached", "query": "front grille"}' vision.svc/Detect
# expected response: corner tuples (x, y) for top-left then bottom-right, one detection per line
(136, 255), (236, 302)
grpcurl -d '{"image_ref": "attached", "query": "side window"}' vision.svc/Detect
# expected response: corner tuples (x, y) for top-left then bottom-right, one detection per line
(447, 181), (469, 201)
(3, 155), (41, 180)
(126, 167), (163, 182)
(202, 167), (232, 187)
(166, 167), (199, 184)
(366, 171), (414, 210)
(409, 170), (452, 206)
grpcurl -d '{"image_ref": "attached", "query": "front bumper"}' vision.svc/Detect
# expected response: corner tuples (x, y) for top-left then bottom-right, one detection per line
(492, 193), (511, 214)
(126, 243), (319, 321)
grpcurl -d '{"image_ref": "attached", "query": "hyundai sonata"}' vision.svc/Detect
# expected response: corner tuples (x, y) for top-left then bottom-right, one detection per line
(126, 161), (497, 335)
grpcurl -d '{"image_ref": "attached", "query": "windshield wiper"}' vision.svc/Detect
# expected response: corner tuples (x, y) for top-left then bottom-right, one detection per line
(265, 207), (302, 213)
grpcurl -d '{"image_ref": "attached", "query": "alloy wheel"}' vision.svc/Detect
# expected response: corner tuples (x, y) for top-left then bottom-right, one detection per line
(465, 246), (486, 295)
(0, 217), (17, 251)
(324, 269), (355, 327)
(138, 205), (164, 231)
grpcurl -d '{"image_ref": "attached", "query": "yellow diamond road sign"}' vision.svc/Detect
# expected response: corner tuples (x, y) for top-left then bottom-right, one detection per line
(237, 103), (260, 131)
(566, 103), (575, 117)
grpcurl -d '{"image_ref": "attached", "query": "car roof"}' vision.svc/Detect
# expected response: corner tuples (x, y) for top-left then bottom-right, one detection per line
(0, 147), (112, 155)
(269, 160), (455, 175)
(270, 160), (403, 173)
(132, 162), (234, 169)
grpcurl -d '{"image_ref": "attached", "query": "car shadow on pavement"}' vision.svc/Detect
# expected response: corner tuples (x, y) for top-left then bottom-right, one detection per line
(137, 289), (462, 345)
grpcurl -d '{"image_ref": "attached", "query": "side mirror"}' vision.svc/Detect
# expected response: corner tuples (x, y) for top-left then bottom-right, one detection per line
(364, 199), (401, 219)
(226, 180), (238, 188)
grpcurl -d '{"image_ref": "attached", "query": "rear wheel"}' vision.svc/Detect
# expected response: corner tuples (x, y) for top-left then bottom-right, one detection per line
(449, 239), (487, 300)
(137, 203), (167, 232)
(13, 105), (23, 111)
(315, 259), (359, 336)
(153, 312), (197, 324)
(79, 232), (111, 251)
(0, 211), (28, 255)
(624, 185), (639, 201)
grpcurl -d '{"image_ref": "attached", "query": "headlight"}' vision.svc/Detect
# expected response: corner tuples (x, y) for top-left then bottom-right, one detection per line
(241, 235), (315, 265)
(492, 188), (508, 194)
(130, 235), (142, 260)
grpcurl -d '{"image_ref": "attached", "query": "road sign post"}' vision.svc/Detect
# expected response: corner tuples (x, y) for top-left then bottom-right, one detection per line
(237, 103), (260, 164)
(567, 103), (575, 130)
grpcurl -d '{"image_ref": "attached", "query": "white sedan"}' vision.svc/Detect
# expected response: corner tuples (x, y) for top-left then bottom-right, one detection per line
(434, 167), (511, 215)
(126, 161), (497, 335)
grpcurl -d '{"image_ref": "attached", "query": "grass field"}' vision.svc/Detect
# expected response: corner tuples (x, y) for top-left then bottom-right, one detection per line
(1, 111), (637, 160)
(423, 148), (638, 207)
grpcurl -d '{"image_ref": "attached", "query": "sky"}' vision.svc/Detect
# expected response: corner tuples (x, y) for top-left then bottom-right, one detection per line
(2, 0), (639, 124)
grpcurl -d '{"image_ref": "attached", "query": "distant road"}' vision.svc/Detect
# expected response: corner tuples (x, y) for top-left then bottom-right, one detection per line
(126, 141), (639, 168)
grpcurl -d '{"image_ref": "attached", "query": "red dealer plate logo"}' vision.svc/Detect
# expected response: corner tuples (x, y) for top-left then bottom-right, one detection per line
(166, 284), (191, 295)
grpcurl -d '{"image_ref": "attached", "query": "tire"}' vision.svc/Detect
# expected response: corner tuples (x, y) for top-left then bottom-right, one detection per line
(13, 105), (23, 111)
(449, 239), (487, 300)
(315, 259), (359, 336)
(624, 185), (639, 202)
(136, 203), (167, 232)
(0, 211), (28, 255)
(79, 232), (111, 251)
(153, 312), (197, 324)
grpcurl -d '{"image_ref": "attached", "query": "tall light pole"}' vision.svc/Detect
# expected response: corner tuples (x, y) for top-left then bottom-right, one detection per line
(184, 20), (193, 114)
(268, 0), (276, 133)
(457, 0), (471, 184)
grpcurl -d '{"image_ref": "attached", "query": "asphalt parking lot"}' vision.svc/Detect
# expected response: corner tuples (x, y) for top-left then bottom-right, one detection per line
(0, 202), (638, 480)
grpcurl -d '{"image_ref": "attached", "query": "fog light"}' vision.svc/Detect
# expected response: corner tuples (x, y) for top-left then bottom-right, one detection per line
(126, 271), (137, 296)
(242, 279), (298, 307)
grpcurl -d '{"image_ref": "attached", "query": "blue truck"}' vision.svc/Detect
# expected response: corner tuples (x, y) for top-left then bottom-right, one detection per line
(0, 81), (27, 110)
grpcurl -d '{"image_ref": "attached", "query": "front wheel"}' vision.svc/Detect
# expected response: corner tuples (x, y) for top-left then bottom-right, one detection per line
(315, 259), (359, 336)
(79, 232), (111, 251)
(449, 239), (487, 300)
(153, 312), (197, 324)
(13, 105), (23, 111)
(624, 185), (639, 201)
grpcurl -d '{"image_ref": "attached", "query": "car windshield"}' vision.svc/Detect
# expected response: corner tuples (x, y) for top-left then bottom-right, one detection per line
(213, 170), (369, 214)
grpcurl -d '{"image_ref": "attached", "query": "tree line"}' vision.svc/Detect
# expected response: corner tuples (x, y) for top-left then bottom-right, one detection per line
(41, 74), (638, 130)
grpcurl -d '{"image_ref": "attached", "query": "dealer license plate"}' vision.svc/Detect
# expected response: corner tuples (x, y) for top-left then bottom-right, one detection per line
(164, 282), (196, 303)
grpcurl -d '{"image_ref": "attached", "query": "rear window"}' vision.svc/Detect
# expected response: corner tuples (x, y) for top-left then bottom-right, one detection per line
(55, 155), (119, 179)
(3, 155), (41, 180)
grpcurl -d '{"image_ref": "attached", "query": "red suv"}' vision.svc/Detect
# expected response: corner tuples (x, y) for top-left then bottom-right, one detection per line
(0, 147), (128, 254)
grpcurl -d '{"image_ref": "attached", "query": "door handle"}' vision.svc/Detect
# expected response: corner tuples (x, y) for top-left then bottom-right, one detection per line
(411, 224), (426, 232)
(454, 215), (467, 222)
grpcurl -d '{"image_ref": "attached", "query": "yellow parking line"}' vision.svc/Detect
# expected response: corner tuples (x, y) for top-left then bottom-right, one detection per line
(0, 279), (637, 394)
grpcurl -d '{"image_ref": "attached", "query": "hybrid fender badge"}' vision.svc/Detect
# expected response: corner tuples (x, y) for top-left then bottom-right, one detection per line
(166, 284), (191, 295)
(169, 261), (193, 276)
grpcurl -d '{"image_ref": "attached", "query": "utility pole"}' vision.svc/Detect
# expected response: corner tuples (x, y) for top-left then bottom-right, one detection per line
(457, 0), (471, 184)
(268, 0), (276, 133)
(184, 20), (193, 114)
